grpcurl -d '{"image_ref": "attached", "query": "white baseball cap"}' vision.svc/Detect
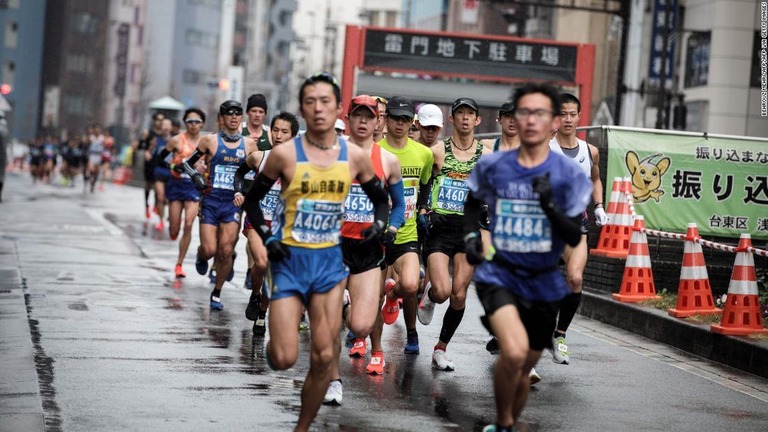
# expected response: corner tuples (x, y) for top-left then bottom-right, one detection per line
(334, 119), (346, 131)
(417, 104), (443, 128)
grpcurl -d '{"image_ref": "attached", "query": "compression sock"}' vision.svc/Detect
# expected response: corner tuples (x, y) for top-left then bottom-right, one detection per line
(556, 292), (582, 335)
(438, 306), (465, 345)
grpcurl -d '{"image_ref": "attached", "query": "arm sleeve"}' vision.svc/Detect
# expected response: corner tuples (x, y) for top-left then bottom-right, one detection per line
(387, 179), (406, 229)
(359, 175), (389, 230)
(154, 148), (171, 167)
(463, 191), (484, 235)
(242, 173), (278, 242)
(233, 160), (251, 194)
(416, 179), (432, 211)
(180, 149), (203, 177)
(543, 208), (583, 247)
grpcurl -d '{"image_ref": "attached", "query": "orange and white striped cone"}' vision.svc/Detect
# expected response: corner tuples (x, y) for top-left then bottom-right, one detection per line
(668, 223), (721, 318)
(590, 177), (634, 259)
(612, 216), (661, 303)
(711, 234), (768, 336)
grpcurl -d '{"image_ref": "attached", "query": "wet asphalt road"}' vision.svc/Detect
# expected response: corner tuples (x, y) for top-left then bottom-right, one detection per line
(2, 172), (768, 432)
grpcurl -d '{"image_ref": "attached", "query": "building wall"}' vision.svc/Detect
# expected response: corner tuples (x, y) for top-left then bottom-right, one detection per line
(103, 0), (146, 140)
(144, 0), (176, 109)
(41, 0), (110, 136)
(0, 0), (46, 141)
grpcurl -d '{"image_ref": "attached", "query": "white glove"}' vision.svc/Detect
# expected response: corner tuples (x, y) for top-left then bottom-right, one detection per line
(594, 207), (608, 227)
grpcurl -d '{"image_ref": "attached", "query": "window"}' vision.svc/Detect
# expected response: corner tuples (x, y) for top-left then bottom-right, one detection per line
(5, 21), (17, 49)
(2, 61), (15, 86)
(8, 0), (21, 9)
(71, 13), (99, 34)
(66, 54), (95, 74)
(185, 29), (218, 49)
(64, 95), (92, 116)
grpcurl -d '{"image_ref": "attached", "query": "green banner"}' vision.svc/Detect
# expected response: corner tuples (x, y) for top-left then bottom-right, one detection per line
(605, 128), (768, 240)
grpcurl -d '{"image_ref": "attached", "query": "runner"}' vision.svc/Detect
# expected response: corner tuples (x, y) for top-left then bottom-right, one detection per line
(149, 119), (174, 232)
(242, 93), (272, 151)
(372, 96), (387, 143)
(240, 72), (390, 431)
(86, 126), (106, 193)
(324, 95), (404, 404)
(374, 96), (434, 358)
(239, 111), (300, 335)
(139, 113), (165, 219)
(155, 108), (207, 278)
(548, 93), (608, 364)
(463, 83), (591, 432)
(416, 104), (443, 148)
(417, 97), (490, 371)
(481, 101), (520, 152)
(180, 100), (258, 310)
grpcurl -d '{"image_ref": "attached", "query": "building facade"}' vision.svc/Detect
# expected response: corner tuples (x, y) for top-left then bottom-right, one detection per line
(0, 0), (47, 142)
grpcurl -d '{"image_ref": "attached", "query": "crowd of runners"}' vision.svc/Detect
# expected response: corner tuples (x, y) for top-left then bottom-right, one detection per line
(129, 73), (606, 432)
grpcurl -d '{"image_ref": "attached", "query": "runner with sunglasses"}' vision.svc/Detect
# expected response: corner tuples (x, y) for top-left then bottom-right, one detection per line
(154, 108), (207, 278)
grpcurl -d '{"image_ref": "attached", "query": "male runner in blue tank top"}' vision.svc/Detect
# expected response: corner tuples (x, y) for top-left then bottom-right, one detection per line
(462, 83), (591, 432)
(180, 100), (258, 310)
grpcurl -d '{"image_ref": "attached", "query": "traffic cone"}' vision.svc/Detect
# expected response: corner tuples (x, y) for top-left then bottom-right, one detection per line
(668, 223), (721, 318)
(711, 234), (768, 336)
(590, 177), (634, 259)
(612, 216), (660, 303)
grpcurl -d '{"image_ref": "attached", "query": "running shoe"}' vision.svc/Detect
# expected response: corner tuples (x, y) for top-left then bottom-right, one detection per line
(482, 425), (516, 432)
(195, 254), (208, 275)
(322, 380), (342, 406)
(404, 331), (419, 355)
(417, 281), (435, 325)
(431, 349), (454, 371)
(348, 338), (367, 357)
(552, 335), (570, 364)
(245, 293), (261, 321)
(486, 336), (499, 355)
(154, 221), (164, 231)
(299, 313), (310, 331)
(210, 293), (224, 310)
(226, 252), (237, 282)
(253, 311), (267, 335)
(145, 205), (151, 219)
(174, 264), (186, 278)
(208, 269), (216, 284)
(366, 351), (385, 375)
(529, 367), (541, 386)
(382, 278), (399, 325)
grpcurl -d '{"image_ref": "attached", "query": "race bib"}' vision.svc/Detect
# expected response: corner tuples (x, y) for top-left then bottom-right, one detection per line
(291, 198), (343, 244)
(492, 199), (552, 253)
(435, 177), (469, 213)
(342, 184), (375, 223)
(212, 164), (237, 190)
(403, 179), (418, 220)
(259, 183), (281, 221)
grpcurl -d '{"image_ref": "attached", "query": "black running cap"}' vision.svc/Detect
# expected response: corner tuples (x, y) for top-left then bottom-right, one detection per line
(451, 97), (479, 115)
(219, 100), (243, 115)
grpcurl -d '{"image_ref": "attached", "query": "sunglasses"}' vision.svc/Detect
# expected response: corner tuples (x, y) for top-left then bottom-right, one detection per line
(306, 71), (341, 88)
(185, 119), (203, 125)
(222, 110), (243, 116)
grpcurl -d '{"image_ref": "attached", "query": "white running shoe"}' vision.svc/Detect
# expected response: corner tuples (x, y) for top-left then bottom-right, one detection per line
(552, 335), (570, 364)
(431, 349), (455, 371)
(322, 380), (342, 406)
(529, 367), (541, 386)
(417, 281), (436, 325)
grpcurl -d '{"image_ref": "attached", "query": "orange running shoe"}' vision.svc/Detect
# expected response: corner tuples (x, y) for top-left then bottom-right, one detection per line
(174, 264), (186, 278)
(381, 278), (399, 325)
(366, 351), (385, 375)
(145, 205), (151, 219)
(154, 221), (164, 231)
(349, 338), (367, 357)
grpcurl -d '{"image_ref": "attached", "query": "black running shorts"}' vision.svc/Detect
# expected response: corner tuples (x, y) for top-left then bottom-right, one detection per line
(342, 237), (385, 275)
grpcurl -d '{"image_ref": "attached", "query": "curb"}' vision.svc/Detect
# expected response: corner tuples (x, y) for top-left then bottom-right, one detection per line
(580, 289), (768, 380)
(0, 240), (45, 432)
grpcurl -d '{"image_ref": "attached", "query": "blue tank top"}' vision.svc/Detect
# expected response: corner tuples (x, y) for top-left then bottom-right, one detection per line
(205, 133), (247, 200)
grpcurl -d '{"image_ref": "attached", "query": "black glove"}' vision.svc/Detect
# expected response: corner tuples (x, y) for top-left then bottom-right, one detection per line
(427, 211), (445, 230)
(532, 173), (554, 212)
(479, 205), (490, 229)
(417, 213), (429, 240)
(191, 172), (206, 191)
(381, 228), (397, 247)
(464, 232), (484, 265)
(362, 220), (386, 243)
(265, 237), (291, 262)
